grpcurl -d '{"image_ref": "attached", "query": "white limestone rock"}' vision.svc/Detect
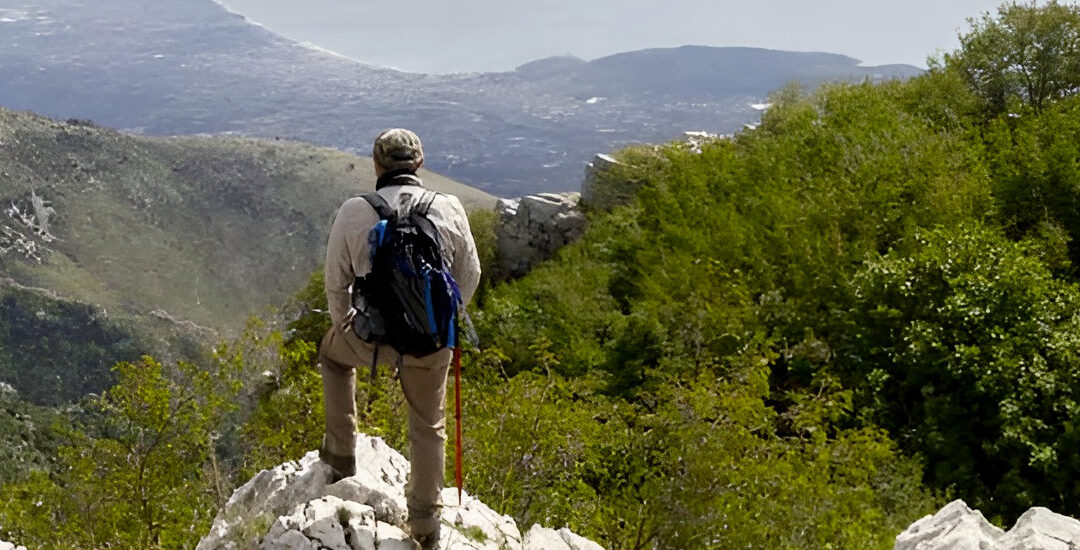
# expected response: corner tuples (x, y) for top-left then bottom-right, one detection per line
(373, 522), (415, 550)
(997, 507), (1080, 550)
(523, 525), (573, 550)
(522, 525), (605, 550)
(259, 496), (372, 550)
(894, 500), (1080, 550)
(198, 436), (408, 550)
(895, 500), (1004, 550)
(556, 527), (606, 550)
(261, 528), (317, 550)
(438, 488), (521, 549)
(0, 540), (27, 550)
(495, 192), (586, 277)
(198, 433), (604, 550)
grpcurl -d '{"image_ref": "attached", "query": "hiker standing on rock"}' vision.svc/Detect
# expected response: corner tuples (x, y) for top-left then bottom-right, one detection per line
(319, 128), (481, 549)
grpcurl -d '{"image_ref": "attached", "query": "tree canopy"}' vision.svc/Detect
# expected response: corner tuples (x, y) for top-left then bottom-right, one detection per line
(945, 1), (1080, 113)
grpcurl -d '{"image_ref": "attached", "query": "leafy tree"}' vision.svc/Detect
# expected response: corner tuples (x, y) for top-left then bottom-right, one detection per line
(946, 1), (1080, 114)
(582, 144), (669, 212)
(843, 224), (1080, 519)
(982, 94), (1080, 268)
(0, 386), (66, 485)
(0, 287), (142, 406)
(237, 334), (328, 476)
(894, 62), (984, 131)
(0, 356), (241, 548)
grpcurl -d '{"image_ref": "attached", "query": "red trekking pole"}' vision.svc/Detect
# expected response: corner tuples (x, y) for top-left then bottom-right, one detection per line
(453, 345), (463, 505)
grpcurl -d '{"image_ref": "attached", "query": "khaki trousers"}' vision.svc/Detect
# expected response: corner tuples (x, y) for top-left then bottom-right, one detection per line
(319, 327), (451, 536)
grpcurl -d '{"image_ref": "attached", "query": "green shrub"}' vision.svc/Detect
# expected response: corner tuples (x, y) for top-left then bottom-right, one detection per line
(845, 223), (1080, 519)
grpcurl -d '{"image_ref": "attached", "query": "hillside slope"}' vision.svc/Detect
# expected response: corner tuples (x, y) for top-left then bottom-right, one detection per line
(0, 107), (494, 402)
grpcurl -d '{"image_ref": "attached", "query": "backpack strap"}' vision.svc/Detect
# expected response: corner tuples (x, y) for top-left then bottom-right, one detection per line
(417, 191), (439, 216)
(360, 192), (393, 378)
(361, 192), (395, 220)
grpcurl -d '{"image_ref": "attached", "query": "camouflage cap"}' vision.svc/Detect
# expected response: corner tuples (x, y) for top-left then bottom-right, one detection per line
(373, 128), (424, 171)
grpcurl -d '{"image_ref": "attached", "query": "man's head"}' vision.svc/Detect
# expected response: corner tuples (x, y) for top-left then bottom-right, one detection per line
(373, 128), (424, 175)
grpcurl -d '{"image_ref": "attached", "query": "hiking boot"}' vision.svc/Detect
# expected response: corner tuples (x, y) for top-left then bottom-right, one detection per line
(319, 436), (356, 482)
(408, 504), (441, 549)
(414, 530), (440, 550)
(328, 465), (347, 483)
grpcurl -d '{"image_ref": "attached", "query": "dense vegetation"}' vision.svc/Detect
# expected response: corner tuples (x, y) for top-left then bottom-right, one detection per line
(6, 2), (1080, 548)
(0, 286), (136, 405)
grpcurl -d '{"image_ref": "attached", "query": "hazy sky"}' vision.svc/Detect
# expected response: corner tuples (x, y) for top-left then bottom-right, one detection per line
(216, 0), (1012, 74)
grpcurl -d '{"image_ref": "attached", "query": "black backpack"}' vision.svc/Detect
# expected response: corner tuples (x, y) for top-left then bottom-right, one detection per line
(350, 190), (462, 358)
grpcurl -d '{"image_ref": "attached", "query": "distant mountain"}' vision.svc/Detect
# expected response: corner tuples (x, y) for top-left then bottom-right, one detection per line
(517, 46), (910, 99)
(0, 106), (494, 404)
(0, 0), (921, 196)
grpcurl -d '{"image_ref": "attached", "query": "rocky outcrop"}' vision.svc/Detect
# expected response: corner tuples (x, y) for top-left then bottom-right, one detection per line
(0, 540), (26, 550)
(680, 131), (726, 154)
(198, 434), (603, 550)
(495, 193), (586, 277)
(580, 154), (620, 207)
(1, 190), (56, 263)
(895, 500), (1080, 549)
(580, 151), (655, 212)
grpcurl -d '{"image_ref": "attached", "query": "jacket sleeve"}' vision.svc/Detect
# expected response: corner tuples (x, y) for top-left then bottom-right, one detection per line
(324, 202), (355, 333)
(447, 196), (482, 306)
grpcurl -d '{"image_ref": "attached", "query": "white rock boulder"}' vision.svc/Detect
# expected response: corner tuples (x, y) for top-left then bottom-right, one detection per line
(198, 434), (603, 550)
(895, 500), (1080, 550)
(521, 525), (605, 550)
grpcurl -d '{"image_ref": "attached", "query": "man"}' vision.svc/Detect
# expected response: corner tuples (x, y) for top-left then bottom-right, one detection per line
(319, 128), (481, 548)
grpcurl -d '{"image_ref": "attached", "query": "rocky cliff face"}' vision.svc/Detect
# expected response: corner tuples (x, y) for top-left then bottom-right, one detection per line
(895, 500), (1080, 549)
(495, 193), (587, 277)
(198, 435), (603, 550)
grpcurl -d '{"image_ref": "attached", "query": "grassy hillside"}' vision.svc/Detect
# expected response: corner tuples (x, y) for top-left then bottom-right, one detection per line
(0, 107), (494, 330)
(0, 107), (494, 402)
